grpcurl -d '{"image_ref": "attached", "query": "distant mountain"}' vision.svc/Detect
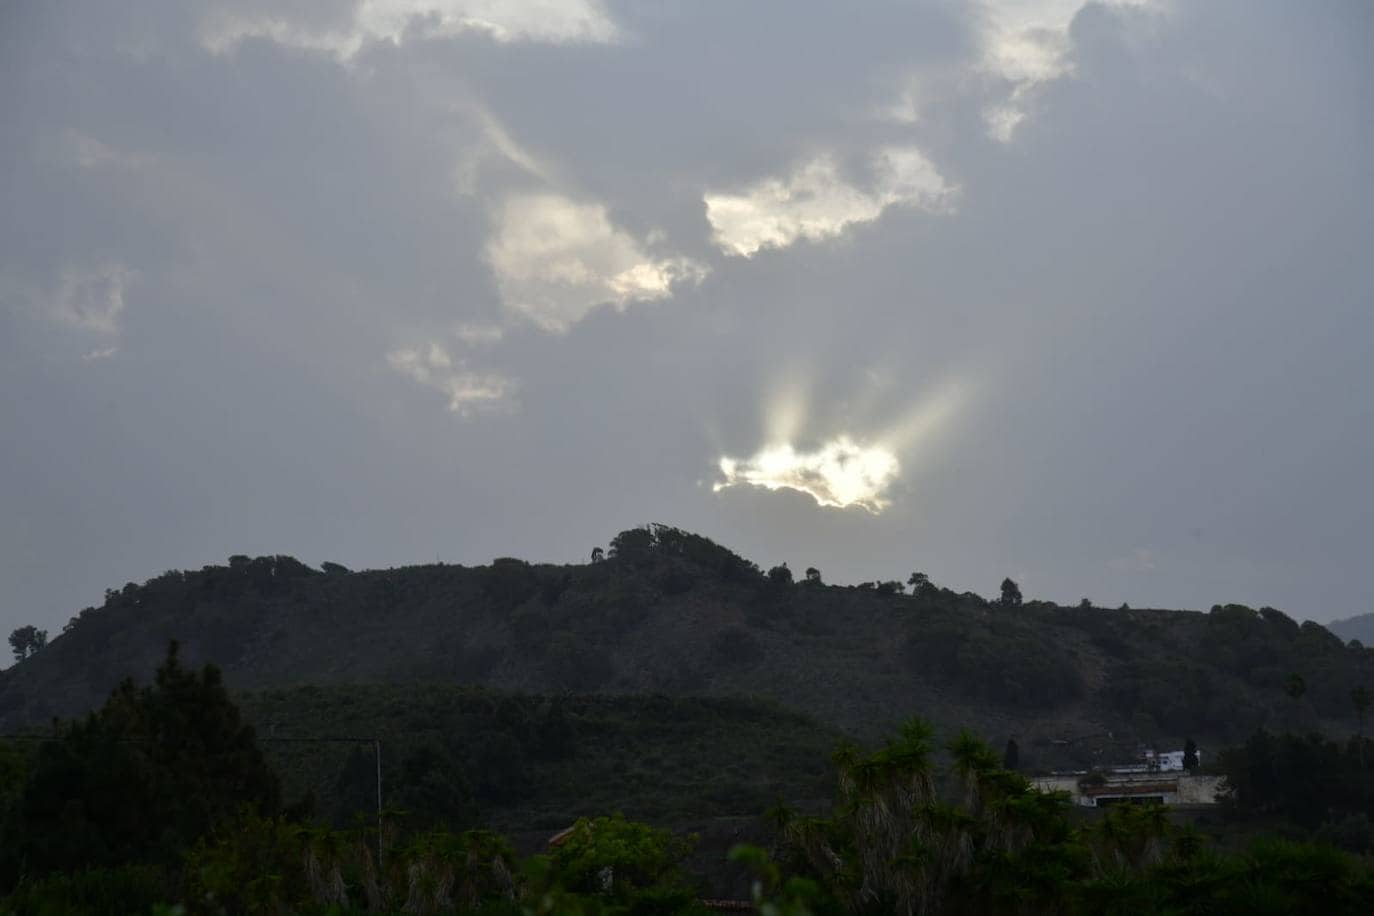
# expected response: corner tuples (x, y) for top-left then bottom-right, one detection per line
(1328, 612), (1374, 647)
(2, 525), (1370, 774)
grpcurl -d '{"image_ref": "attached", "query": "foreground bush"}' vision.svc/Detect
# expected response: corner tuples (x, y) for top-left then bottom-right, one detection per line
(187, 814), (518, 915)
(749, 718), (1374, 916)
(0, 643), (278, 890)
(0, 864), (172, 916)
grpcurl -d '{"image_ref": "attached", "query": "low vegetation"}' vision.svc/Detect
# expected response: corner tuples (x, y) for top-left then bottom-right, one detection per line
(237, 683), (840, 831)
(4, 651), (1373, 914)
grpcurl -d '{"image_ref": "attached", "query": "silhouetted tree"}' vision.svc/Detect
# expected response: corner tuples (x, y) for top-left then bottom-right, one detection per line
(1079, 598), (1093, 609)
(876, 580), (904, 596)
(1218, 729), (1374, 830)
(609, 526), (655, 562)
(0, 642), (280, 886)
(908, 572), (931, 595)
(804, 566), (822, 584)
(7, 625), (46, 663)
(1260, 606), (1301, 639)
(1183, 738), (1199, 772)
(999, 578), (1022, 608)
(767, 563), (793, 587)
(590, 546), (605, 563)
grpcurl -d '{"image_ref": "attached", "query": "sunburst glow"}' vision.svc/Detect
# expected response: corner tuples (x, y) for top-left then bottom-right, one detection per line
(714, 437), (900, 513)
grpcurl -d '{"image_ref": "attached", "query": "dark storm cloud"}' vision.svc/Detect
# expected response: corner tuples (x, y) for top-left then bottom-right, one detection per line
(2, 0), (1372, 651)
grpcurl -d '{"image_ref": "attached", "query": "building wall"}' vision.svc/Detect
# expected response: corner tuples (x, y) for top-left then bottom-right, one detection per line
(1032, 775), (1083, 799)
(1031, 774), (1226, 807)
(1174, 775), (1226, 805)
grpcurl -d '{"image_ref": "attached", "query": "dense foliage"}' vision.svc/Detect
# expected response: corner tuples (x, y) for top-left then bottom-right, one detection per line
(7, 625), (47, 663)
(742, 720), (1374, 916)
(4, 527), (1372, 767)
(238, 684), (840, 831)
(901, 617), (1084, 709)
(1218, 729), (1374, 847)
(5, 667), (1374, 915)
(0, 643), (279, 889)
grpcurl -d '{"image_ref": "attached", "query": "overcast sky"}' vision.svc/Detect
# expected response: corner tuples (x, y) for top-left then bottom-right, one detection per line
(3, 0), (1372, 644)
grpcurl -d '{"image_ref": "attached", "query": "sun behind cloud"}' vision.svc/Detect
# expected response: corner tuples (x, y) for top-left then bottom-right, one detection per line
(714, 437), (900, 513)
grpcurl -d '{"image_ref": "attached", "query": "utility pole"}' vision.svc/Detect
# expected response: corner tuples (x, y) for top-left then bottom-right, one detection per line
(375, 738), (384, 863)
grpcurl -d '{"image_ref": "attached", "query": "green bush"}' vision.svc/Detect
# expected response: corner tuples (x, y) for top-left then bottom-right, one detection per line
(0, 644), (279, 889)
(530, 815), (704, 916)
(0, 864), (171, 916)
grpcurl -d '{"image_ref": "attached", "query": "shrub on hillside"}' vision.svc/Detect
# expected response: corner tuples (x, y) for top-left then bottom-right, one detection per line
(709, 626), (764, 668)
(543, 635), (617, 692)
(902, 622), (1084, 709)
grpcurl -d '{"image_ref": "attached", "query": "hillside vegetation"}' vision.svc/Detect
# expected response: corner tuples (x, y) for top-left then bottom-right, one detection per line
(239, 684), (840, 833)
(3, 525), (1371, 770)
(6, 655), (1374, 916)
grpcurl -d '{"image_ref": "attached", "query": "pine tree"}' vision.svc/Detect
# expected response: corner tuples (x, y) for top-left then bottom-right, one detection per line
(1, 642), (280, 886)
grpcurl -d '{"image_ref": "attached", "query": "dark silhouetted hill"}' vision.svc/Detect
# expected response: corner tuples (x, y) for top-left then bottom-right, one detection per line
(3, 526), (1371, 772)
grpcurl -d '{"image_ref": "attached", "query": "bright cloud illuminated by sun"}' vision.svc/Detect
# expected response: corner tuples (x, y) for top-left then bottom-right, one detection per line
(714, 437), (900, 513)
(704, 146), (954, 257)
(978, 0), (1164, 140)
(486, 192), (706, 332)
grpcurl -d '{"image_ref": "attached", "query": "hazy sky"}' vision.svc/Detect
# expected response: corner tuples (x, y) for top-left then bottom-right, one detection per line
(3, 0), (1372, 644)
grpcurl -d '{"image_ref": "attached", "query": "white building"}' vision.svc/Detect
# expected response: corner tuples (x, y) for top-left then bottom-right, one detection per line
(1032, 772), (1226, 807)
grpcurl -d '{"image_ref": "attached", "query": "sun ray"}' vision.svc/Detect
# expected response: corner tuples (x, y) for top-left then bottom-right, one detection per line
(876, 378), (969, 455)
(763, 365), (812, 446)
(714, 375), (971, 513)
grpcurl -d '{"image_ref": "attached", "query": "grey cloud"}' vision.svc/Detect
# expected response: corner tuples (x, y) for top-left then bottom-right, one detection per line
(200, 0), (623, 56)
(2, 0), (1372, 650)
(47, 262), (136, 335)
(386, 341), (517, 416)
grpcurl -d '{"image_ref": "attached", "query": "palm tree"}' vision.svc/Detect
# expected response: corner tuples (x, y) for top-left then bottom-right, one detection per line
(948, 729), (1000, 813)
(791, 720), (942, 915)
(788, 721), (1086, 916)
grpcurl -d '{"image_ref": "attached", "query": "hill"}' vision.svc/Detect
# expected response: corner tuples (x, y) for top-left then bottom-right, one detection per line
(1329, 612), (1374, 647)
(3, 525), (1372, 772)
